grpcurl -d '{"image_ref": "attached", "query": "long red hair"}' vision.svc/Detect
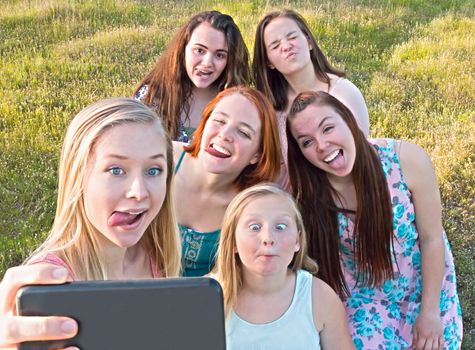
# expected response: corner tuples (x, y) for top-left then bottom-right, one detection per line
(287, 91), (394, 296)
(185, 86), (281, 191)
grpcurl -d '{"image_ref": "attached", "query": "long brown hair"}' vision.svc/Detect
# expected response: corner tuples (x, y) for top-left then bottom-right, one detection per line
(253, 9), (345, 111)
(286, 91), (393, 296)
(185, 86), (281, 191)
(135, 11), (250, 139)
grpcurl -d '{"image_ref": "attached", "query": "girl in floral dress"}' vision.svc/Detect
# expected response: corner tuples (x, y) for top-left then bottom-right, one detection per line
(286, 91), (462, 349)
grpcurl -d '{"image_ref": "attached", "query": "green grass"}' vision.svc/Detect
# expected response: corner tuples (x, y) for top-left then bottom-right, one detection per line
(0, 0), (473, 347)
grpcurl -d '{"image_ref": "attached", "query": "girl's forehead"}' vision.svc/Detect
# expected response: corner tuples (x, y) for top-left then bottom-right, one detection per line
(93, 121), (166, 156)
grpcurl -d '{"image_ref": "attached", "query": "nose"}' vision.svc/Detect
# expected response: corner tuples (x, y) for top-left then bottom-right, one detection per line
(218, 124), (234, 142)
(126, 174), (149, 201)
(315, 136), (327, 153)
(261, 227), (275, 246)
(281, 38), (292, 52)
(201, 52), (213, 66)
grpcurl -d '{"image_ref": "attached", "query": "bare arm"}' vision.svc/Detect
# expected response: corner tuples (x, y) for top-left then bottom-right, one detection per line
(312, 277), (355, 350)
(399, 141), (445, 350)
(0, 264), (78, 349)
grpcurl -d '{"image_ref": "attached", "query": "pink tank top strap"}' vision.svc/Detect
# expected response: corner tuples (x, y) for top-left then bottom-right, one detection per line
(29, 253), (77, 281)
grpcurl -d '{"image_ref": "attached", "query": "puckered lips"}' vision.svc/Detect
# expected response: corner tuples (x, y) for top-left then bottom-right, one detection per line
(205, 143), (231, 158)
(285, 51), (297, 60)
(108, 209), (147, 230)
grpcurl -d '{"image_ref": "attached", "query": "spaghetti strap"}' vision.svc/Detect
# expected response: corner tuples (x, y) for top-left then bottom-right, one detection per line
(174, 150), (186, 174)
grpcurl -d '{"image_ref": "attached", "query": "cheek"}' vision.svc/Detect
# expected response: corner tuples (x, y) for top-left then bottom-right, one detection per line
(266, 50), (278, 64)
(150, 178), (168, 211)
(184, 49), (195, 70)
(235, 233), (256, 256)
(216, 59), (227, 74)
(300, 147), (314, 162)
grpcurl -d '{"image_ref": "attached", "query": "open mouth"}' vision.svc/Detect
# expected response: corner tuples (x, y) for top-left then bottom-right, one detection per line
(108, 210), (146, 227)
(205, 143), (231, 158)
(324, 149), (342, 164)
(196, 69), (213, 77)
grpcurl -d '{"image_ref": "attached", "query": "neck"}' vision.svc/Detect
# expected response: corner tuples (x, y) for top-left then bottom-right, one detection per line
(192, 85), (219, 100)
(191, 153), (239, 194)
(241, 268), (292, 295)
(284, 63), (326, 95)
(327, 172), (353, 192)
(97, 237), (147, 280)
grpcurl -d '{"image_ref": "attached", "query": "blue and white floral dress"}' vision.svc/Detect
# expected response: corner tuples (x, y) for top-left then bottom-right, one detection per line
(339, 138), (462, 350)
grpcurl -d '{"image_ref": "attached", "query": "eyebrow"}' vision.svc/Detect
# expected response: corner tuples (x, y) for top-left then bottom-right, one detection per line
(105, 153), (166, 160)
(296, 116), (333, 140)
(267, 30), (298, 47)
(193, 43), (228, 53)
(214, 111), (257, 134)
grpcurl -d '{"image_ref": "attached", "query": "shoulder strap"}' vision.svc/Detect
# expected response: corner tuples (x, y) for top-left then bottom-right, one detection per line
(174, 150), (186, 174)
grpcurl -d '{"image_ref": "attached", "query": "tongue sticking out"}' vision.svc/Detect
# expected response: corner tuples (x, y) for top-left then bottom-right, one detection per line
(108, 212), (139, 227)
(205, 145), (231, 158)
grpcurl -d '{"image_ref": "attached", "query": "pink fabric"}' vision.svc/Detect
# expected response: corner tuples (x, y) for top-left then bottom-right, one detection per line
(29, 253), (78, 281)
(29, 253), (162, 280)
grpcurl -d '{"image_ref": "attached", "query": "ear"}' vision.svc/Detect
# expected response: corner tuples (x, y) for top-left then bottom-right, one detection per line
(249, 152), (261, 165)
(294, 232), (301, 252)
(306, 36), (312, 51)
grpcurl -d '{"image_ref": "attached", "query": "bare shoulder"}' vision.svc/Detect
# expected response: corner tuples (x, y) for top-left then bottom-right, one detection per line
(311, 277), (345, 330)
(311, 277), (341, 306)
(398, 140), (436, 190)
(172, 141), (186, 164)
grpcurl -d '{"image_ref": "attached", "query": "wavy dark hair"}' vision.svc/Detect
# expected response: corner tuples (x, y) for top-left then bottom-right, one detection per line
(135, 11), (250, 139)
(253, 9), (345, 111)
(286, 91), (394, 296)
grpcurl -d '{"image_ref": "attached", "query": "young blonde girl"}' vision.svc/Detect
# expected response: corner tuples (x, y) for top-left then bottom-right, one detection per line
(215, 183), (354, 350)
(0, 98), (181, 347)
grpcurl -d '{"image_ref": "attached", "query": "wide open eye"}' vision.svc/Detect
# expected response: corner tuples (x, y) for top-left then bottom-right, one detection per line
(275, 223), (287, 231)
(249, 223), (261, 232)
(108, 166), (124, 176)
(147, 167), (162, 176)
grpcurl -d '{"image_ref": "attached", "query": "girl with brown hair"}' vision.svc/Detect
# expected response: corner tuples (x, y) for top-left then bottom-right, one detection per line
(253, 9), (369, 189)
(286, 91), (462, 349)
(135, 11), (250, 142)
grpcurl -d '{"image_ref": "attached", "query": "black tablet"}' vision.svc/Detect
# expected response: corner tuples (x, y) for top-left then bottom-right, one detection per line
(17, 277), (226, 350)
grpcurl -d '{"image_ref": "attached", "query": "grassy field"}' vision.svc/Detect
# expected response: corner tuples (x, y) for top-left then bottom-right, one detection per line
(0, 0), (473, 347)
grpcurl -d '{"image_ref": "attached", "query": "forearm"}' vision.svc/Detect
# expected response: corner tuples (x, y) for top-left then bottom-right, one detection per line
(419, 234), (445, 314)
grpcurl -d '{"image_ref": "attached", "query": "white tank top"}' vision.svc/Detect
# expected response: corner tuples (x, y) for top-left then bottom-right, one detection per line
(226, 269), (321, 350)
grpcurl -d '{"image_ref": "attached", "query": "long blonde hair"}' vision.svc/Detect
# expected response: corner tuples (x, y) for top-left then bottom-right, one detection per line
(215, 183), (318, 316)
(26, 98), (181, 279)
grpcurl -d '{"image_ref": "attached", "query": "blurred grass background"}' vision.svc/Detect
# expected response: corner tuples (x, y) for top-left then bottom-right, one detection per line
(0, 0), (473, 347)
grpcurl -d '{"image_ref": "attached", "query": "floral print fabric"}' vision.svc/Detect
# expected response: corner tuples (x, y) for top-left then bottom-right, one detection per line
(339, 138), (462, 350)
